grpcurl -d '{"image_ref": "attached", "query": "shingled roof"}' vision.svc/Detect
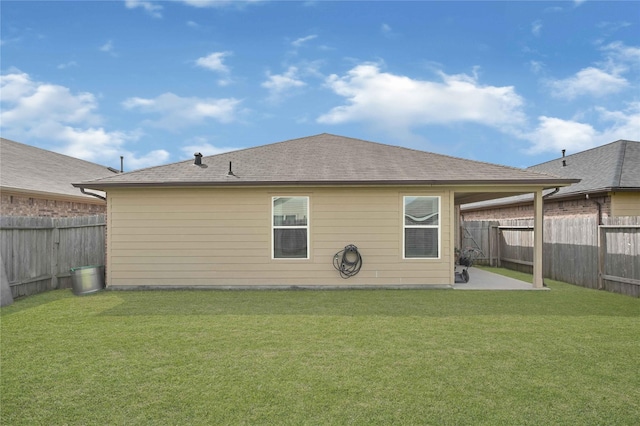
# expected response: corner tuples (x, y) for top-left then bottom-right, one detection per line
(1, 138), (117, 201)
(75, 134), (576, 190)
(462, 139), (640, 210)
(530, 140), (640, 196)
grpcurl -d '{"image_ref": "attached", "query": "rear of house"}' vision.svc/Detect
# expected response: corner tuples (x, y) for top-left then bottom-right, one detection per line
(107, 186), (452, 287)
(77, 134), (576, 289)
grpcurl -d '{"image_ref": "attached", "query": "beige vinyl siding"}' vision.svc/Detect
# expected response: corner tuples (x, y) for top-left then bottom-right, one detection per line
(611, 192), (640, 217)
(107, 186), (452, 287)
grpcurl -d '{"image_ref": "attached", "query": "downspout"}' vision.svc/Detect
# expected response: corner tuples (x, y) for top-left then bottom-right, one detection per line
(587, 194), (603, 225)
(543, 187), (560, 199)
(79, 187), (107, 201)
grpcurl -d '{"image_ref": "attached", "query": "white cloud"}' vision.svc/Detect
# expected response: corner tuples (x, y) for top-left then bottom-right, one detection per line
(178, 0), (261, 8)
(594, 103), (640, 142)
(54, 125), (168, 170)
(179, 0), (229, 7)
(0, 72), (101, 127)
(57, 61), (78, 70)
(195, 51), (232, 85)
(292, 34), (317, 48)
(261, 66), (306, 102)
(195, 51), (230, 73)
(124, 0), (163, 18)
(523, 103), (640, 154)
(0, 71), (167, 169)
(100, 40), (117, 56)
(531, 20), (543, 37)
(547, 67), (628, 99)
(529, 60), (544, 74)
(0, 72), (40, 103)
(546, 40), (638, 100)
(380, 23), (399, 38)
(122, 92), (242, 128)
(597, 21), (631, 35)
(126, 150), (171, 169)
(317, 63), (525, 134)
(523, 117), (597, 154)
(601, 41), (640, 65)
(100, 40), (113, 52)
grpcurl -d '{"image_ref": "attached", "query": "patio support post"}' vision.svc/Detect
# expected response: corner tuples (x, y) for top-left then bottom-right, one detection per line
(452, 199), (460, 285)
(533, 189), (544, 288)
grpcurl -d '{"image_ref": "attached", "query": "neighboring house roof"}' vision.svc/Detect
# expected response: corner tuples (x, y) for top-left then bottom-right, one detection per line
(75, 134), (576, 190)
(0, 138), (117, 202)
(462, 139), (640, 210)
(530, 140), (640, 195)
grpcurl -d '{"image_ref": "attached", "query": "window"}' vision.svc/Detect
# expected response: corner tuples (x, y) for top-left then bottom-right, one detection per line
(404, 196), (440, 259)
(273, 196), (309, 259)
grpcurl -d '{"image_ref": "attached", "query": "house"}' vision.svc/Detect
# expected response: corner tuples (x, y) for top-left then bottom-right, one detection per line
(0, 138), (117, 217)
(73, 134), (577, 289)
(462, 140), (640, 221)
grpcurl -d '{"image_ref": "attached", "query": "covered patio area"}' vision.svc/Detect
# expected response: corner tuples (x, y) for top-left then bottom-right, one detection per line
(455, 188), (550, 288)
(453, 267), (548, 290)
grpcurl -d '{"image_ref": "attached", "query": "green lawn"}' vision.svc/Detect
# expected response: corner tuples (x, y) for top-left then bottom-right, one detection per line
(2, 275), (639, 425)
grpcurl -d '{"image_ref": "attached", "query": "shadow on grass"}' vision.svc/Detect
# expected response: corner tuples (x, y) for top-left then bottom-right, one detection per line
(94, 286), (639, 318)
(3, 279), (638, 319)
(0, 289), (75, 315)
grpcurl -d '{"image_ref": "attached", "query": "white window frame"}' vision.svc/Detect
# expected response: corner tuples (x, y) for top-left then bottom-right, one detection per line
(272, 196), (309, 260)
(403, 195), (441, 260)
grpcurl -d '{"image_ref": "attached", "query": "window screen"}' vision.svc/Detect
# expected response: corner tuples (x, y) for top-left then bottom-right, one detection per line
(273, 197), (308, 259)
(404, 196), (440, 258)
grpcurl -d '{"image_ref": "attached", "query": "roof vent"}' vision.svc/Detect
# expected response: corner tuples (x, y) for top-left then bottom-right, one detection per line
(562, 149), (566, 157)
(562, 159), (567, 167)
(194, 152), (203, 166)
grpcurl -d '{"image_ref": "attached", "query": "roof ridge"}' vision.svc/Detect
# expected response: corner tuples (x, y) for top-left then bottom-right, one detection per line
(613, 140), (627, 188)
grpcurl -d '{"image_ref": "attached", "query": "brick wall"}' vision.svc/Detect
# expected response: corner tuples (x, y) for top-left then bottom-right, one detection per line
(1, 193), (106, 217)
(462, 195), (611, 221)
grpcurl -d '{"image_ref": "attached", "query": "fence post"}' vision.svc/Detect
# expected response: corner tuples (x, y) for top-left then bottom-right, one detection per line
(597, 225), (604, 290)
(51, 225), (60, 289)
(497, 228), (501, 267)
(532, 190), (544, 288)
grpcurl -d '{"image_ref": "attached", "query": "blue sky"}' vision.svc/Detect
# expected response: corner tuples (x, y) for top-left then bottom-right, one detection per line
(1, 0), (639, 171)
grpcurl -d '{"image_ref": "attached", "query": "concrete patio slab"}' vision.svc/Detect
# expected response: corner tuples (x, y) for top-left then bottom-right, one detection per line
(453, 267), (548, 290)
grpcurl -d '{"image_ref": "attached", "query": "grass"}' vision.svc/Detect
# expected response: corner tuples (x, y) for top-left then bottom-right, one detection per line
(2, 273), (639, 425)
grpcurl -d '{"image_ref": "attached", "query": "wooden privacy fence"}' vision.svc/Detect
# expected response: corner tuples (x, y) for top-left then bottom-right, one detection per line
(0, 215), (106, 298)
(598, 222), (640, 297)
(462, 216), (640, 297)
